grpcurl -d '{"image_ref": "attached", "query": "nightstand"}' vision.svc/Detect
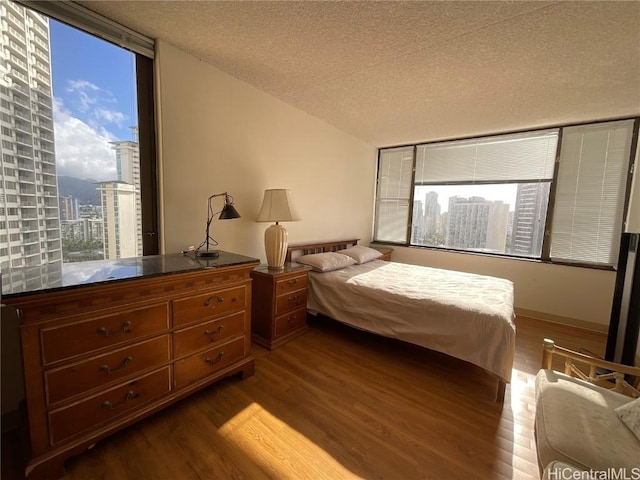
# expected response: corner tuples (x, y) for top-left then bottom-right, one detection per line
(250, 263), (312, 350)
(369, 245), (394, 261)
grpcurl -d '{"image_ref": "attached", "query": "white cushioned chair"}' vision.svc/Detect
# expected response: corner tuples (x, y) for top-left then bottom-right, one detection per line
(534, 339), (640, 475)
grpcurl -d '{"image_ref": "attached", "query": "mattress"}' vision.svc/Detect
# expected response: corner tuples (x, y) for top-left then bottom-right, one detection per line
(304, 259), (516, 383)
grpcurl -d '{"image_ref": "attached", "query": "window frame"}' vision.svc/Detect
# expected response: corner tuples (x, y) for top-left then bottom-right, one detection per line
(6, 0), (160, 259)
(373, 116), (640, 270)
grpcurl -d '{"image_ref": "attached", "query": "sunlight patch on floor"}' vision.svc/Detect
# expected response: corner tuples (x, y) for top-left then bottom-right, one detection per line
(219, 402), (363, 480)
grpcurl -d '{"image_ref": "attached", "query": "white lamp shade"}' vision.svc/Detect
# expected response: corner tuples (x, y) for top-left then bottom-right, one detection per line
(256, 189), (300, 222)
(626, 144), (640, 233)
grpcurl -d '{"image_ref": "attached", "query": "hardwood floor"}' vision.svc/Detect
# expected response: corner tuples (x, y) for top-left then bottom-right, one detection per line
(2, 315), (606, 480)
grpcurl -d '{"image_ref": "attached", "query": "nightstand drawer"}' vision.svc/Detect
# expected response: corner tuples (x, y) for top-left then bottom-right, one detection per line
(173, 311), (245, 358)
(45, 335), (170, 406)
(172, 286), (246, 327)
(275, 290), (307, 316)
(274, 308), (307, 338)
(275, 274), (308, 296)
(41, 304), (169, 365)
(48, 367), (171, 445)
(174, 337), (245, 388)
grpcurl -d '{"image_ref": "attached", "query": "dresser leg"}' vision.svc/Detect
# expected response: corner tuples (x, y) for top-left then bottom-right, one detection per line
(240, 359), (255, 379)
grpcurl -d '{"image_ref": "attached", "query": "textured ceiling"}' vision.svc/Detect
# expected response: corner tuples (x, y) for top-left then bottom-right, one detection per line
(77, 1), (640, 147)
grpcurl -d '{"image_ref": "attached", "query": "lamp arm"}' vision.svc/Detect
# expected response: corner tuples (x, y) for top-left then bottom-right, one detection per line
(200, 192), (232, 253)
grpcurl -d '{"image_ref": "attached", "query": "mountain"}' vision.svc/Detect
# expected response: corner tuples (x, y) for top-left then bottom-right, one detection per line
(57, 176), (100, 205)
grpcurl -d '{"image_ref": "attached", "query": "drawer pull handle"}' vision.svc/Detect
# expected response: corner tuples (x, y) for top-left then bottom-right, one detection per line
(287, 279), (298, 285)
(288, 316), (297, 325)
(203, 296), (224, 307)
(97, 320), (132, 337)
(288, 295), (300, 303)
(205, 352), (224, 365)
(101, 390), (139, 410)
(204, 325), (224, 338)
(100, 356), (133, 374)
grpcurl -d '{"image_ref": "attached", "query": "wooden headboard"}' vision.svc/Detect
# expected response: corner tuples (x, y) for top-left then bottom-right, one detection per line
(285, 239), (359, 263)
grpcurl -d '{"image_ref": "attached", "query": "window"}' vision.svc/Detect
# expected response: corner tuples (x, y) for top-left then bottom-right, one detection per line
(549, 120), (635, 266)
(0, 0), (157, 273)
(374, 119), (638, 268)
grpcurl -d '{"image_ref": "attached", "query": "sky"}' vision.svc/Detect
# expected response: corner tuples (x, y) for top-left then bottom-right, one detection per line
(50, 19), (138, 182)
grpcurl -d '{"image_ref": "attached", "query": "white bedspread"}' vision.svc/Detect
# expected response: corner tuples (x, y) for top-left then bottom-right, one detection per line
(304, 260), (515, 383)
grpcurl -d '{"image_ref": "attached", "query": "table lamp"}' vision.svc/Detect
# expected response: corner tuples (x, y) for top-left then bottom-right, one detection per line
(256, 189), (300, 269)
(194, 192), (240, 258)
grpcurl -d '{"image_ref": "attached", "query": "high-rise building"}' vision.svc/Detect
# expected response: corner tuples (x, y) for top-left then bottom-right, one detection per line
(0, 0), (60, 269)
(423, 191), (440, 236)
(511, 183), (550, 257)
(97, 181), (139, 259)
(446, 196), (509, 252)
(485, 201), (510, 252)
(446, 196), (490, 250)
(111, 127), (141, 256)
(411, 199), (425, 244)
(59, 195), (79, 221)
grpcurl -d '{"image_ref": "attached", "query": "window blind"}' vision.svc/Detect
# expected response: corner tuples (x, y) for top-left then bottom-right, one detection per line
(550, 119), (634, 266)
(16, 0), (155, 58)
(415, 129), (558, 184)
(374, 146), (413, 243)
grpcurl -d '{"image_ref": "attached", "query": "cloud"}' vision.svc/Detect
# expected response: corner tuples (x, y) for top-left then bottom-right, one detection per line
(52, 97), (118, 182)
(66, 79), (116, 113)
(93, 108), (127, 128)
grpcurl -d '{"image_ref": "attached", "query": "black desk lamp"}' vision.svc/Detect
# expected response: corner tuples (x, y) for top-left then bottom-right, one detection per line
(194, 192), (240, 258)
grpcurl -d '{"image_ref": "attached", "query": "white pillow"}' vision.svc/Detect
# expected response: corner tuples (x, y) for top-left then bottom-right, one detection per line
(296, 252), (356, 272)
(341, 245), (383, 264)
(615, 397), (640, 441)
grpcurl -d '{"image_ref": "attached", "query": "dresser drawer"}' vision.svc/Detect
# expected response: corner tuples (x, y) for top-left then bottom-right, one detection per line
(174, 311), (245, 358)
(45, 336), (170, 406)
(41, 304), (169, 365)
(174, 337), (245, 388)
(275, 290), (307, 316)
(275, 274), (308, 296)
(274, 308), (307, 339)
(48, 367), (171, 445)
(172, 286), (246, 327)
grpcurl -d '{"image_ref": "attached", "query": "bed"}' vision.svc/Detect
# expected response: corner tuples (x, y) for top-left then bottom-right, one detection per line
(286, 239), (516, 401)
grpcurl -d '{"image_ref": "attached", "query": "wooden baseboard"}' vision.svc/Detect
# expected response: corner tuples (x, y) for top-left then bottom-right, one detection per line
(514, 308), (608, 333)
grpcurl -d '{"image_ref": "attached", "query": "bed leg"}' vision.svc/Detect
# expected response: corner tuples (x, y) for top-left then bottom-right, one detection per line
(495, 379), (506, 403)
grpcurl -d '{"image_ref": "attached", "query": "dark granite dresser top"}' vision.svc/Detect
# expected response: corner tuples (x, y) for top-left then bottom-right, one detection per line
(1, 251), (259, 298)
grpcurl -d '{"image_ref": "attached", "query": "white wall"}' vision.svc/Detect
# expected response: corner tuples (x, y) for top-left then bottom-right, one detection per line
(155, 41), (376, 260)
(154, 40), (618, 328)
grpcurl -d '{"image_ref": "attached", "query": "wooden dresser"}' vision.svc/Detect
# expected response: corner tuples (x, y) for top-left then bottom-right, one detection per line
(250, 263), (311, 350)
(1, 252), (259, 479)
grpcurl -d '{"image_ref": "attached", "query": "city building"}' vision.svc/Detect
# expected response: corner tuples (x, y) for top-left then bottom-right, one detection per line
(446, 196), (509, 252)
(485, 201), (510, 252)
(411, 199), (424, 244)
(511, 183), (550, 257)
(97, 181), (139, 259)
(0, 0), (60, 269)
(423, 191), (440, 237)
(111, 127), (142, 256)
(59, 195), (79, 221)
